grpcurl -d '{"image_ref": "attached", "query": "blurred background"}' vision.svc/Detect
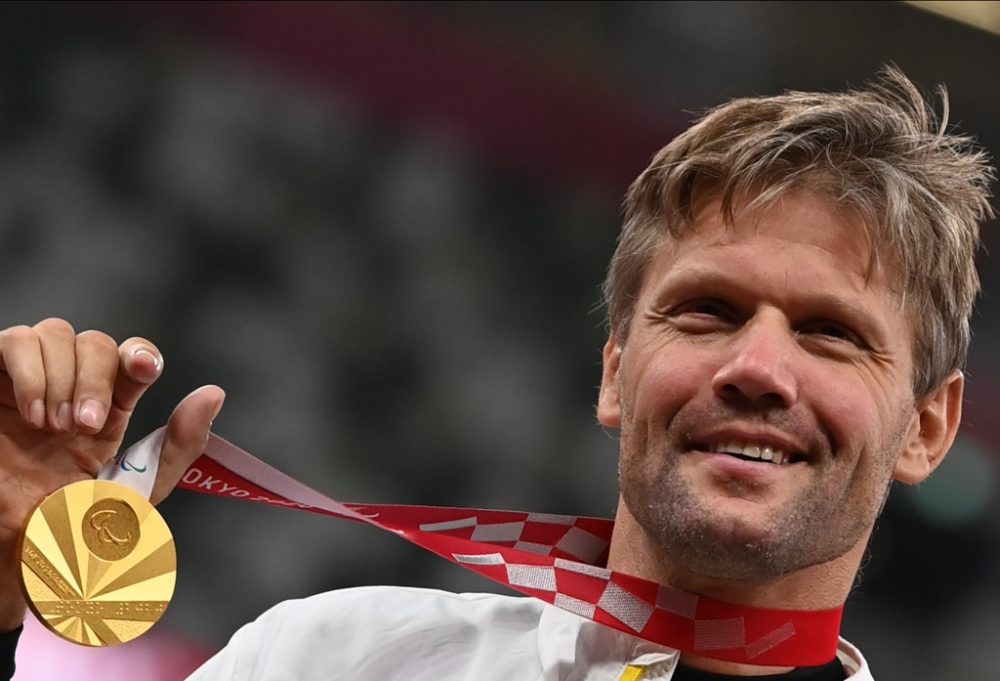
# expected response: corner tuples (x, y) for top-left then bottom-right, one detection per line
(2, 1), (999, 679)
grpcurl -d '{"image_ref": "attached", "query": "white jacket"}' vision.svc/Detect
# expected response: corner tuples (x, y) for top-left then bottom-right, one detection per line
(189, 586), (874, 681)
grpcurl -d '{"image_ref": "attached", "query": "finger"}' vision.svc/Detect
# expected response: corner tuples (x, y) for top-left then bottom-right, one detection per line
(71, 330), (121, 433)
(150, 385), (225, 505)
(35, 318), (78, 432)
(112, 338), (164, 414)
(0, 325), (46, 427)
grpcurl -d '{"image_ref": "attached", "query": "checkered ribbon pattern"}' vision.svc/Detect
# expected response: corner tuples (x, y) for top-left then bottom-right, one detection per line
(176, 433), (843, 667)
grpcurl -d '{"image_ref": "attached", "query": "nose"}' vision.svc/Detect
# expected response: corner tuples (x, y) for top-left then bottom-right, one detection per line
(711, 315), (798, 409)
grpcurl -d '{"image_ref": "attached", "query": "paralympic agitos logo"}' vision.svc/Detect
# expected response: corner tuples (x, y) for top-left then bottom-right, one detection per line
(82, 498), (141, 561)
(117, 452), (147, 474)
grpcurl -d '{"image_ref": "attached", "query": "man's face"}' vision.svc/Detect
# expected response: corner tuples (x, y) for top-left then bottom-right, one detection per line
(598, 189), (930, 581)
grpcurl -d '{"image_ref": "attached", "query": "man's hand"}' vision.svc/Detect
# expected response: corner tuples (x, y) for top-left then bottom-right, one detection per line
(0, 319), (225, 631)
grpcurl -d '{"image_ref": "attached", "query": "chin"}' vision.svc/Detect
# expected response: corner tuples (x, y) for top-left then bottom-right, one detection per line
(693, 517), (790, 575)
(636, 502), (819, 581)
(716, 515), (778, 547)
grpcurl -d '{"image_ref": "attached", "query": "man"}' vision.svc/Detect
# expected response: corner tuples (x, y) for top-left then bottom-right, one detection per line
(0, 68), (993, 680)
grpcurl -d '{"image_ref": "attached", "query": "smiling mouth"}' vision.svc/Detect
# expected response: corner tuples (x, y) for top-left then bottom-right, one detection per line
(699, 441), (807, 466)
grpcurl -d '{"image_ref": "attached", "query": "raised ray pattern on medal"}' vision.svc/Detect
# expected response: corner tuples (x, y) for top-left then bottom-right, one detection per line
(38, 488), (85, 593)
(21, 538), (82, 601)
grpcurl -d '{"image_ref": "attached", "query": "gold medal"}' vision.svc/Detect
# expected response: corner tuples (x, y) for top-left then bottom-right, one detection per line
(18, 479), (176, 646)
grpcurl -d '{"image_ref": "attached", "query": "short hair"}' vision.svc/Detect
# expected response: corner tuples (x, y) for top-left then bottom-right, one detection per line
(604, 67), (995, 398)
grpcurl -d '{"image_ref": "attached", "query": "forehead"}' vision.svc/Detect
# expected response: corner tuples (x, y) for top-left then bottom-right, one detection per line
(699, 189), (864, 249)
(667, 189), (898, 284)
(640, 189), (905, 308)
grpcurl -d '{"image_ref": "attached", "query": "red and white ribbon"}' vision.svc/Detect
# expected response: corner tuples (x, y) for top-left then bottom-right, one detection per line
(114, 429), (844, 667)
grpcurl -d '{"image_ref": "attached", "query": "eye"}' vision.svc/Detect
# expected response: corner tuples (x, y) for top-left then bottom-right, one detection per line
(673, 299), (731, 318)
(798, 320), (865, 348)
(666, 299), (737, 332)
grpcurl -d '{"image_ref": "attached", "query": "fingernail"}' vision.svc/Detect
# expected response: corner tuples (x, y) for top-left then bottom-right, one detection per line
(205, 396), (225, 436)
(77, 399), (105, 430)
(132, 347), (163, 372)
(211, 391), (226, 421)
(56, 401), (73, 431)
(28, 399), (44, 428)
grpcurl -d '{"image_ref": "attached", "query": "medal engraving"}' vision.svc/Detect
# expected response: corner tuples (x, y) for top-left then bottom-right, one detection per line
(82, 498), (140, 561)
(18, 479), (176, 646)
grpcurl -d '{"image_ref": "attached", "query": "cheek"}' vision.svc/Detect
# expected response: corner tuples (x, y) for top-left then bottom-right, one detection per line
(623, 342), (718, 417)
(802, 367), (905, 467)
(810, 378), (878, 441)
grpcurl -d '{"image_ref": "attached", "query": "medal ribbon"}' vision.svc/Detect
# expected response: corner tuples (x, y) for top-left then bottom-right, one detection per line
(118, 429), (844, 667)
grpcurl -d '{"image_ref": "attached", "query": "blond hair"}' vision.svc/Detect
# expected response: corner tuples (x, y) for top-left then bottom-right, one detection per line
(605, 67), (995, 397)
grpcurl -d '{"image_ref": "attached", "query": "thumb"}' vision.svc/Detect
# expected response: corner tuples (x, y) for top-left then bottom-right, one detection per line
(150, 385), (226, 505)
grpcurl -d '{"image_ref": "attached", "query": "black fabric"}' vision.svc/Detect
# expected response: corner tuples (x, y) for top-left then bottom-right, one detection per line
(0, 625), (21, 681)
(674, 657), (847, 681)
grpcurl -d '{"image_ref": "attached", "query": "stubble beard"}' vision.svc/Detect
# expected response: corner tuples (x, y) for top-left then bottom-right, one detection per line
(618, 409), (905, 582)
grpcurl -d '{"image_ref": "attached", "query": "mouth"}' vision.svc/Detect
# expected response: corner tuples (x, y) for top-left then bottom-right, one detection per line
(695, 440), (808, 466)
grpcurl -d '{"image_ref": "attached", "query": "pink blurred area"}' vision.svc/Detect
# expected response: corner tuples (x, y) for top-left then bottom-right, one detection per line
(14, 618), (213, 680)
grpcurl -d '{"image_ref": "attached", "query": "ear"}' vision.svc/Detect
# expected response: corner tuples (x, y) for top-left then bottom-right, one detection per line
(893, 370), (964, 485)
(597, 337), (623, 428)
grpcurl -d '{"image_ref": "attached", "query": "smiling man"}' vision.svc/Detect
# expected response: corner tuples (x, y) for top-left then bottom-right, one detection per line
(601, 190), (954, 676)
(592, 69), (992, 677)
(0, 69), (994, 680)
(602, 190), (923, 587)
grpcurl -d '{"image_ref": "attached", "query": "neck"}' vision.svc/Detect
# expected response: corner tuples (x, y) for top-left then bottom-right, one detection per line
(607, 499), (865, 676)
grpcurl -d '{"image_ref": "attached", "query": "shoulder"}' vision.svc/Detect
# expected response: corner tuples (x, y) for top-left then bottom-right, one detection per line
(281, 584), (541, 614)
(189, 587), (547, 680)
(260, 585), (545, 639)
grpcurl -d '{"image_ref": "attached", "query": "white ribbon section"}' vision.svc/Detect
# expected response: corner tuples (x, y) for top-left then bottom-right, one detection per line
(96, 426), (164, 500)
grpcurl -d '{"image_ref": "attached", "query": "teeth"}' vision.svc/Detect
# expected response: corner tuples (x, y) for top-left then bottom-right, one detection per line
(709, 440), (790, 465)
